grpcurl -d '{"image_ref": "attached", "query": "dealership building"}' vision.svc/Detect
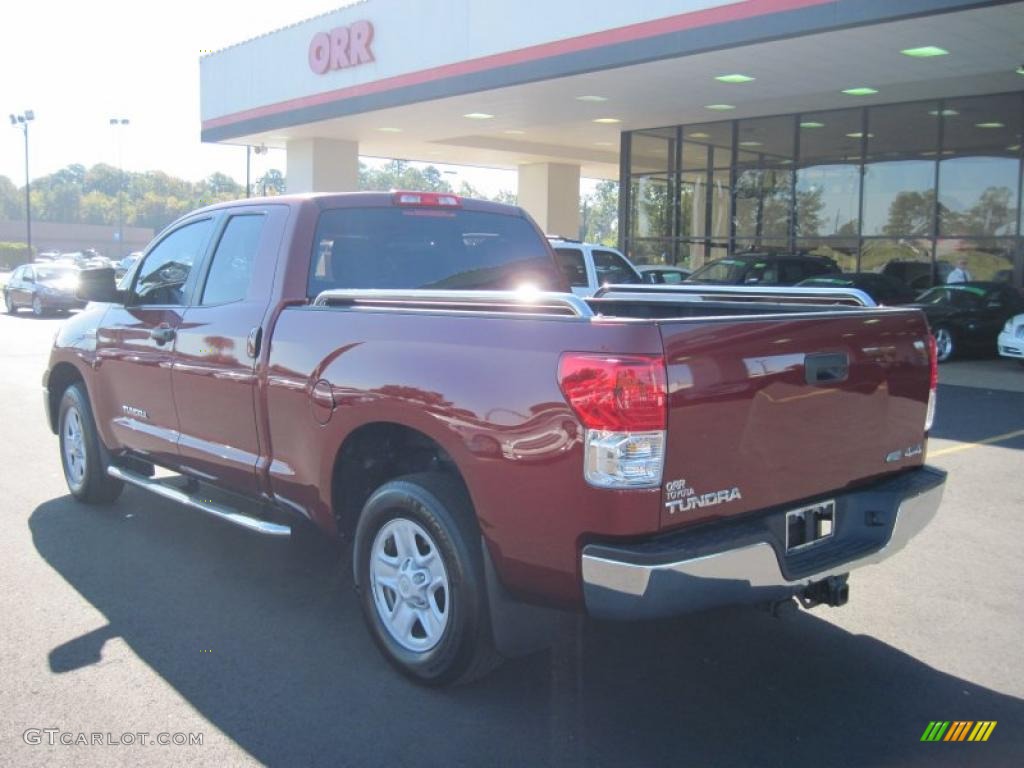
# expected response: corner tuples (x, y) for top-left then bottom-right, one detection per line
(200, 0), (1024, 288)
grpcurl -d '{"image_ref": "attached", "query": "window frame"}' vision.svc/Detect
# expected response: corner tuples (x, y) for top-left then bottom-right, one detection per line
(196, 212), (267, 307)
(553, 246), (590, 289)
(592, 248), (641, 285)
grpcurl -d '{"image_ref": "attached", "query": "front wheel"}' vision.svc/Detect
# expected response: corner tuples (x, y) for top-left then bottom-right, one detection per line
(32, 296), (46, 317)
(354, 473), (501, 685)
(58, 383), (124, 503)
(4, 292), (16, 314)
(934, 326), (955, 363)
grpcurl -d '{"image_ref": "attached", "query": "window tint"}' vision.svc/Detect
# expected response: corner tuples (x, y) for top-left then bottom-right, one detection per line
(309, 207), (563, 294)
(23, 267), (35, 282)
(779, 261), (806, 284)
(131, 219), (213, 306)
(202, 215), (264, 305)
(554, 248), (588, 287)
(593, 250), (640, 285)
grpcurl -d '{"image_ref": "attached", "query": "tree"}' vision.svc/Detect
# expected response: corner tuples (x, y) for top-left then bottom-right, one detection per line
(257, 169), (286, 196)
(883, 190), (936, 236)
(580, 180), (618, 244)
(0, 175), (23, 220)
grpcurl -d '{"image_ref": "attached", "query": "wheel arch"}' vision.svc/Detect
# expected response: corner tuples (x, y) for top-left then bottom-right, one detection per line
(46, 361), (87, 434)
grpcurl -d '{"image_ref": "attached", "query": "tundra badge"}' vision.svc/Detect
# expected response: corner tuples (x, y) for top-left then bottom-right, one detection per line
(664, 478), (742, 515)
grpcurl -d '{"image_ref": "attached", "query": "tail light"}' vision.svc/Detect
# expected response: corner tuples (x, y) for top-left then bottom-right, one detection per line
(558, 353), (667, 488)
(925, 334), (938, 432)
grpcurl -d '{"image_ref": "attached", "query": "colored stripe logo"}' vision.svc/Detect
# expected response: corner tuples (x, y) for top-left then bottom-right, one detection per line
(921, 721), (997, 742)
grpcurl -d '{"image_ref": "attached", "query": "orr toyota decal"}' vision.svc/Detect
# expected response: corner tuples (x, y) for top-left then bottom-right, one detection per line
(665, 478), (742, 515)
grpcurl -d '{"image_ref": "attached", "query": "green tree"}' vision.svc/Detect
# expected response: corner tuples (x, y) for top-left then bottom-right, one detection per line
(0, 175), (23, 220)
(883, 190), (936, 236)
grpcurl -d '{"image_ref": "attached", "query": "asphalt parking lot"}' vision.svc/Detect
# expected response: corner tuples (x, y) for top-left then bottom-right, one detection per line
(1, 311), (1022, 767)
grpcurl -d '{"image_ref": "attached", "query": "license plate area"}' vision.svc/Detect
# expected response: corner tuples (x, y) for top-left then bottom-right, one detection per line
(786, 500), (836, 552)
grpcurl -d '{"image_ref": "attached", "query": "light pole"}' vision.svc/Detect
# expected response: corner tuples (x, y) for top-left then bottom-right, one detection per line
(109, 118), (130, 256)
(246, 144), (267, 197)
(9, 110), (35, 259)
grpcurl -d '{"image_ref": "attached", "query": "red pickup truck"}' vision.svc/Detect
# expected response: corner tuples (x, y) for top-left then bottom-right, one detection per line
(45, 192), (945, 685)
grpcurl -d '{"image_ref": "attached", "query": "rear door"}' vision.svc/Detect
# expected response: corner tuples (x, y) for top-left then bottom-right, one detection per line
(657, 309), (932, 531)
(93, 216), (216, 467)
(171, 207), (285, 495)
(554, 247), (593, 297)
(593, 249), (641, 287)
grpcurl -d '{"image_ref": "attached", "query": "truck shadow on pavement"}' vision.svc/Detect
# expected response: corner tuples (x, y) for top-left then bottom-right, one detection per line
(31, 492), (1024, 768)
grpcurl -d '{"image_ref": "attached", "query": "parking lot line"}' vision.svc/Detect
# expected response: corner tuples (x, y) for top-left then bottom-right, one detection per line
(929, 428), (1024, 458)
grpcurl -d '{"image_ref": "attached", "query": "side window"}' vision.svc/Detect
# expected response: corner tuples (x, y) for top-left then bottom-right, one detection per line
(554, 248), (588, 287)
(593, 250), (640, 285)
(201, 215), (265, 305)
(11, 266), (23, 282)
(779, 261), (807, 284)
(131, 219), (213, 306)
(23, 267), (35, 283)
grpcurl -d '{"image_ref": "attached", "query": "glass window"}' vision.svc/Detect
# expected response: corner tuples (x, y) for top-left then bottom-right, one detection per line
(131, 219), (213, 306)
(627, 239), (675, 267)
(593, 249), (640, 285)
(795, 165), (860, 237)
(202, 215), (265, 305)
(683, 122), (733, 169)
(797, 239), (858, 273)
(554, 247), (588, 288)
(630, 175), (673, 240)
(736, 116), (796, 168)
(308, 207), (563, 293)
(862, 239), (938, 290)
(734, 169), (792, 240)
(798, 110), (863, 164)
(939, 94), (1022, 237)
(630, 128), (675, 176)
(935, 239), (1015, 284)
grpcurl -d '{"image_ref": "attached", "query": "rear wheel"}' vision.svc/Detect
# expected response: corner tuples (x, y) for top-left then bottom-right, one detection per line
(934, 326), (955, 363)
(58, 383), (123, 503)
(32, 296), (46, 317)
(354, 472), (501, 685)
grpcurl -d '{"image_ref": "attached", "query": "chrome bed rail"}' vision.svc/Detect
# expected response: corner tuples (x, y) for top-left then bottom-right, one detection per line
(592, 283), (877, 308)
(313, 288), (595, 317)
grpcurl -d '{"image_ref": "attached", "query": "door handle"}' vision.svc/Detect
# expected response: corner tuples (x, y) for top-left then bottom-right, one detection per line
(150, 325), (176, 345)
(246, 326), (262, 358)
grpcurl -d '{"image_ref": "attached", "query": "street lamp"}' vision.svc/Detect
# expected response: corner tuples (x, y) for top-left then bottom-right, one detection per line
(109, 118), (130, 256)
(246, 144), (267, 197)
(9, 110), (35, 259)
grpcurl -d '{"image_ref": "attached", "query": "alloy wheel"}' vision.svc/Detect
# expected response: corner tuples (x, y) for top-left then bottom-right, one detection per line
(62, 405), (87, 490)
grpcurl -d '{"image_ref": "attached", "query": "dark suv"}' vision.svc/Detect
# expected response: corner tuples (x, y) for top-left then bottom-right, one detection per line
(686, 253), (840, 286)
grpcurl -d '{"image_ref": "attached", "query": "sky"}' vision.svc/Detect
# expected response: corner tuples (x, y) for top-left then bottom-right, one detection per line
(0, 0), (530, 197)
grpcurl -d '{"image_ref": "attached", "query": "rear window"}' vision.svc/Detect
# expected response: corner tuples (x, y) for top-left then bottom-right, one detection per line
(309, 207), (564, 296)
(688, 258), (749, 283)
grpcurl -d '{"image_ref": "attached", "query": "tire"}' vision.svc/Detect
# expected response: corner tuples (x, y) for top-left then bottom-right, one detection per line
(32, 296), (47, 317)
(3, 292), (15, 314)
(58, 383), (124, 504)
(933, 326), (955, 363)
(354, 472), (502, 686)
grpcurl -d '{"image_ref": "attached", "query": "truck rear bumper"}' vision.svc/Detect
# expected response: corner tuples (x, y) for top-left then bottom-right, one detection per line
(581, 466), (946, 620)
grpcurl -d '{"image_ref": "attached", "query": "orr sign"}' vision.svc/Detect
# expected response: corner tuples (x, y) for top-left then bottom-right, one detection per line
(308, 21), (375, 75)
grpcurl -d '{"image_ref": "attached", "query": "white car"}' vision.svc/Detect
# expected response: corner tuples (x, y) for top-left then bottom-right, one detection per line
(998, 314), (1024, 364)
(547, 237), (643, 297)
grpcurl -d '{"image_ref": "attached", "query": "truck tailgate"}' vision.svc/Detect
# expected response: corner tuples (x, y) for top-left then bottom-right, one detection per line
(658, 309), (932, 531)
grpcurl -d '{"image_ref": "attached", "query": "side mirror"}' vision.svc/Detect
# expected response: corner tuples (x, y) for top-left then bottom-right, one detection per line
(77, 267), (122, 303)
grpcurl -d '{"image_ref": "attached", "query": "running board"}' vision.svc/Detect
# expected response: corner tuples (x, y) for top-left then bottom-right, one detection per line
(107, 465), (291, 537)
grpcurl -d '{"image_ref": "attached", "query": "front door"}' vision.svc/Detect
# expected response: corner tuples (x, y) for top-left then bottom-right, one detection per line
(93, 217), (216, 468)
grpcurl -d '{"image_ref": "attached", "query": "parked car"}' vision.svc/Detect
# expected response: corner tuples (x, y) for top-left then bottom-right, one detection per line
(548, 237), (642, 296)
(881, 260), (953, 291)
(686, 253), (840, 286)
(47, 191), (944, 685)
(3, 263), (83, 316)
(638, 265), (691, 284)
(910, 283), (1024, 362)
(996, 313), (1024, 365)
(797, 273), (918, 305)
(34, 251), (61, 263)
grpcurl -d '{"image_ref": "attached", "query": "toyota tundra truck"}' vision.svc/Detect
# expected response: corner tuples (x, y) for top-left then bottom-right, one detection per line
(44, 191), (945, 685)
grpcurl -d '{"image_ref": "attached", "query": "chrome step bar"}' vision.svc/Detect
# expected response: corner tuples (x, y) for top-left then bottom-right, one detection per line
(107, 465), (291, 537)
(313, 288), (594, 317)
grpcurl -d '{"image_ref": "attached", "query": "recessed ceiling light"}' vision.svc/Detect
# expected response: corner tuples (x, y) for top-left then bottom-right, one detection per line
(688, 132), (710, 139)
(593, 117), (621, 124)
(928, 109), (959, 116)
(1007, 144), (1021, 151)
(502, 129), (525, 135)
(704, 104), (735, 111)
(900, 46), (949, 58)
(576, 95), (608, 102)
(715, 73), (755, 84)
(377, 127), (402, 133)
(1017, 65), (1024, 76)
(975, 122), (1005, 129)
(463, 112), (494, 119)
(846, 132), (875, 138)
(739, 140), (762, 147)
(842, 87), (878, 96)
(800, 121), (825, 128)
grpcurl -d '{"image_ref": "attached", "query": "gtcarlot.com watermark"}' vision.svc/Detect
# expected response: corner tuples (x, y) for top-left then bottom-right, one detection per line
(23, 729), (203, 747)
